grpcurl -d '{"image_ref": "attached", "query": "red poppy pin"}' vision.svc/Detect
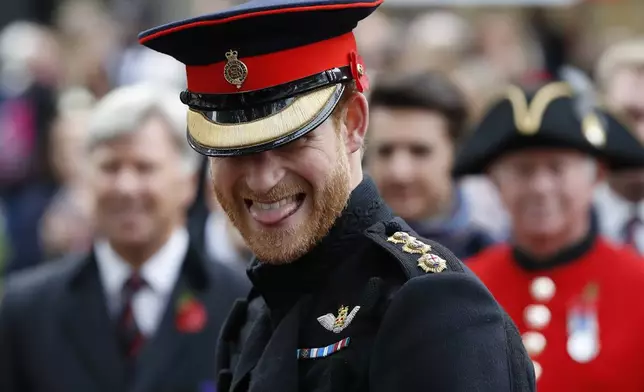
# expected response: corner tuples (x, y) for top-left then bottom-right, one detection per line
(175, 292), (207, 333)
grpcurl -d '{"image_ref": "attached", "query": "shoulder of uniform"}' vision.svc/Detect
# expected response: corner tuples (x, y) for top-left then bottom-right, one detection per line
(362, 217), (466, 280)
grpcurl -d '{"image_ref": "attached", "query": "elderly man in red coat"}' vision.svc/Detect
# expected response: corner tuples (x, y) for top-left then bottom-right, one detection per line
(457, 81), (644, 391)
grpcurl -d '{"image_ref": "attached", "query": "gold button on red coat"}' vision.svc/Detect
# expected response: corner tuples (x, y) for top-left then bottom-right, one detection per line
(522, 331), (547, 357)
(524, 304), (552, 330)
(530, 276), (556, 302)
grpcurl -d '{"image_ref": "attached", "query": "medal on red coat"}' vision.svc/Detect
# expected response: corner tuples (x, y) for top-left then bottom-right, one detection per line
(566, 282), (600, 363)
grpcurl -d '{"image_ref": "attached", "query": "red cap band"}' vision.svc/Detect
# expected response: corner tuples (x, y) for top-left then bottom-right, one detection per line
(186, 32), (362, 94)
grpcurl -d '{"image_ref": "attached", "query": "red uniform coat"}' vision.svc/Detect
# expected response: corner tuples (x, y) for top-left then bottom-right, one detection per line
(468, 236), (644, 391)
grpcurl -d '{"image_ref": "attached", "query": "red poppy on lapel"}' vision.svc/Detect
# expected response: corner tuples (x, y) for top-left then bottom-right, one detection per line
(175, 292), (207, 333)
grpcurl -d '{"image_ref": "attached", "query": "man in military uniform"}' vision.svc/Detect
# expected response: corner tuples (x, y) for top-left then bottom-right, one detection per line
(458, 81), (644, 391)
(138, 0), (535, 390)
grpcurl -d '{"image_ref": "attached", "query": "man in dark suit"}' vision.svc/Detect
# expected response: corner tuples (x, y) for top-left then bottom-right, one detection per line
(0, 83), (250, 392)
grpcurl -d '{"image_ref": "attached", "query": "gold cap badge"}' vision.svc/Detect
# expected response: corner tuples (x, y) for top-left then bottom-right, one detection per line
(223, 50), (248, 89)
(582, 113), (606, 147)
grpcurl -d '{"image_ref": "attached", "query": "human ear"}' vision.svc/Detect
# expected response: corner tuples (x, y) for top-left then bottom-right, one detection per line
(340, 92), (369, 154)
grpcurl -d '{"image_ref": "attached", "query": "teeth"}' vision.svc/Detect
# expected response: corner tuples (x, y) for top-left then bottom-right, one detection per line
(255, 196), (296, 210)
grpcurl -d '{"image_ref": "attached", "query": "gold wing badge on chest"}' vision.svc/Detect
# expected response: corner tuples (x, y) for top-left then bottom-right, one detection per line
(387, 231), (447, 273)
(317, 305), (361, 333)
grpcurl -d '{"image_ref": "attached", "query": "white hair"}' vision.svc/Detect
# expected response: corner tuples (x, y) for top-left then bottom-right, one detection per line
(87, 83), (199, 173)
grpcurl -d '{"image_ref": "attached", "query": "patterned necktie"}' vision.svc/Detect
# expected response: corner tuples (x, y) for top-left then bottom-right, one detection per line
(116, 272), (147, 359)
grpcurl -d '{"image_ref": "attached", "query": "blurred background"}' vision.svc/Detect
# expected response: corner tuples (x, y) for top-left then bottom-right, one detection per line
(0, 0), (642, 284)
(3, 0), (644, 388)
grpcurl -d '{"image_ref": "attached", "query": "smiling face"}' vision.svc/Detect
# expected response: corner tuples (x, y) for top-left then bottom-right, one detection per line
(210, 123), (350, 263)
(366, 107), (455, 221)
(490, 149), (599, 241)
(89, 115), (195, 251)
(209, 91), (367, 264)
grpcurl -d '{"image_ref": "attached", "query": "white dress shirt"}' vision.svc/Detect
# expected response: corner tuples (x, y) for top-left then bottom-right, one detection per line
(95, 228), (189, 337)
(594, 182), (644, 253)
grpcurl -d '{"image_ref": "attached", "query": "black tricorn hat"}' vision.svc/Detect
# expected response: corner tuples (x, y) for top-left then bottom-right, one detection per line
(453, 81), (644, 177)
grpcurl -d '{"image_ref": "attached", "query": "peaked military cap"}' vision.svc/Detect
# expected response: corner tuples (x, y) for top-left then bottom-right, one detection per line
(453, 81), (644, 177)
(138, 0), (380, 156)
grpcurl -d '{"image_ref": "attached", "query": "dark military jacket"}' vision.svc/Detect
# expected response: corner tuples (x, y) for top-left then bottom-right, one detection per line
(216, 177), (535, 392)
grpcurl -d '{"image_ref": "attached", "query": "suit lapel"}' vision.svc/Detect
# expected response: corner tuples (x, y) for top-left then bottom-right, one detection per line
(61, 254), (125, 392)
(131, 246), (209, 392)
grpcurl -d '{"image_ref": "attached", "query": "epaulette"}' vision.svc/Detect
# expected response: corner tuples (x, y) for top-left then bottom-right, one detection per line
(363, 217), (465, 280)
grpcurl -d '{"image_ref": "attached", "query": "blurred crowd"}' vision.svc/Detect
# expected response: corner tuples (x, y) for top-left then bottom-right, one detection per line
(3, 0), (644, 389)
(0, 0), (630, 279)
